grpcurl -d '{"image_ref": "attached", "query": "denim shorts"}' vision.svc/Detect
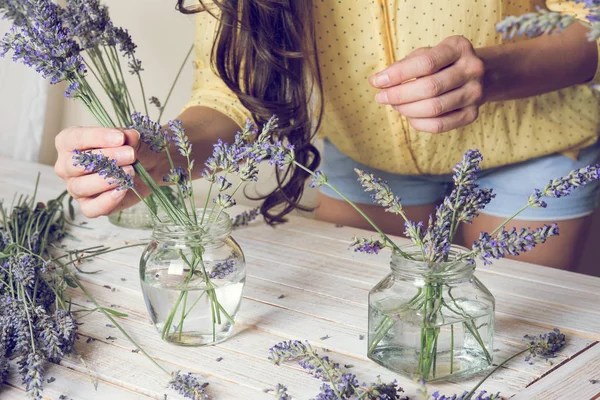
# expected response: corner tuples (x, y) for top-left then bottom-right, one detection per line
(319, 139), (600, 221)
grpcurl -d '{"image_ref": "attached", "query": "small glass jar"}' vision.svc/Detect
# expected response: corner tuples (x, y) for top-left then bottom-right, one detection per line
(139, 209), (245, 346)
(368, 245), (495, 381)
(108, 201), (153, 229)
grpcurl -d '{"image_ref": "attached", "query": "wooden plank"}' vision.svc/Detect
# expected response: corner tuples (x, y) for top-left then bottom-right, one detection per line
(511, 343), (600, 400)
(62, 334), (272, 400)
(6, 357), (155, 400)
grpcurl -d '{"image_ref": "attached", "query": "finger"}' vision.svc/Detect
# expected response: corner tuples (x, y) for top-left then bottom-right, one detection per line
(375, 65), (467, 105)
(392, 82), (483, 118)
(78, 188), (128, 218)
(55, 126), (126, 152)
(407, 106), (479, 134)
(370, 43), (460, 88)
(63, 146), (136, 178)
(67, 166), (135, 199)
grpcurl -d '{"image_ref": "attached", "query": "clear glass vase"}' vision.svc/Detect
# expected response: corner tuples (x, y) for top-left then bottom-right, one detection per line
(139, 209), (245, 346)
(368, 245), (495, 381)
(108, 201), (153, 229)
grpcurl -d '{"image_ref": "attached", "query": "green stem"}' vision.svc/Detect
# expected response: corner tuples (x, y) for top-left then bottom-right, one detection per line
(463, 349), (528, 399)
(136, 72), (150, 117)
(293, 161), (410, 258)
(69, 272), (170, 376)
(158, 44), (194, 123)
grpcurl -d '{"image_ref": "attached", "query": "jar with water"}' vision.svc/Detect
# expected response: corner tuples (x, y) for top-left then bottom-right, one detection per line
(140, 209), (245, 346)
(368, 245), (495, 381)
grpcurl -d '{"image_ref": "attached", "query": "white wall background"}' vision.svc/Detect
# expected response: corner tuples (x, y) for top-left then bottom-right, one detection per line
(0, 19), (48, 162)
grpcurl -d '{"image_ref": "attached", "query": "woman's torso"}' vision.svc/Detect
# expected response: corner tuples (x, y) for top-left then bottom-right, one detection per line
(314, 0), (600, 175)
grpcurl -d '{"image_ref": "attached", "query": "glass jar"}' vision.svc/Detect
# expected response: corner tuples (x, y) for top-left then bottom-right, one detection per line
(139, 209), (245, 346)
(108, 201), (153, 229)
(368, 245), (495, 381)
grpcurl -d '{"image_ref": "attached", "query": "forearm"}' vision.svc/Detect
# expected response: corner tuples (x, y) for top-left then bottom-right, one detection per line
(478, 22), (598, 103)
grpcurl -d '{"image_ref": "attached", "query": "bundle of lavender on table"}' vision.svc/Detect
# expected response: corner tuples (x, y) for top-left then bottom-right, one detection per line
(0, 187), (76, 399)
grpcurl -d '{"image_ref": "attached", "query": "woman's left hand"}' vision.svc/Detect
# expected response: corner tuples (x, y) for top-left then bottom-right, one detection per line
(370, 35), (485, 134)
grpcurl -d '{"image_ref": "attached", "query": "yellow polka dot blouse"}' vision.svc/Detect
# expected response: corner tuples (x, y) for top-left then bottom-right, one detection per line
(184, 0), (600, 175)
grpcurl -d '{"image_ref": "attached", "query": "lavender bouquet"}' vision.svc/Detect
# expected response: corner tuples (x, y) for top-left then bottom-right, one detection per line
(0, 0), (192, 229)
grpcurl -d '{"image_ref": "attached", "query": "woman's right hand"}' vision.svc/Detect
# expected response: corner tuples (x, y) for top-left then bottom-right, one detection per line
(54, 126), (155, 218)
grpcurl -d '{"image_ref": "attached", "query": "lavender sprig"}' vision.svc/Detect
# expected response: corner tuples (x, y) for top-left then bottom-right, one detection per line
(523, 328), (566, 362)
(208, 258), (236, 279)
(350, 236), (387, 255)
(231, 207), (261, 228)
(528, 164), (600, 208)
(461, 329), (566, 399)
(168, 371), (209, 400)
(496, 8), (575, 39)
(431, 391), (500, 400)
(269, 340), (403, 400)
(498, 1), (600, 41)
(274, 383), (292, 400)
(131, 112), (169, 153)
(472, 224), (559, 265)
(354, 169), (403, 215)
(72, 150), (134, 190)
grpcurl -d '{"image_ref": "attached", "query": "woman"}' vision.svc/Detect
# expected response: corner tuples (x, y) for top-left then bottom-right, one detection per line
(54, 0), (600, 270)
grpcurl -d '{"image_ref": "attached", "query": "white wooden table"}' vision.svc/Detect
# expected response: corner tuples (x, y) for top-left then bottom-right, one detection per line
(2, 156), (600, 400)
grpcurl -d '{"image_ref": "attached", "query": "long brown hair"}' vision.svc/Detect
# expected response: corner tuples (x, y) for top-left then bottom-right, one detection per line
(177, 0), (323, 225)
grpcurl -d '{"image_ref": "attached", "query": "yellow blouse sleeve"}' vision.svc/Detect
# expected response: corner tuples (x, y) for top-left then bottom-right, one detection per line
(546, 0), (600, 84)
(182, 13), (251, 129)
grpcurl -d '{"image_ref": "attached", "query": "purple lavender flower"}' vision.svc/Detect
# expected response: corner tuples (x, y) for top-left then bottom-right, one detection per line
(208, 258), (236, 279)
(270, 340), (403, 400)
(54, 309), (78, 355)
(360, 376), (404, 400)
(309, 170), (328, 188)
(231, 207), (261, 228)
(404, 221), (425, 244)
(350, 236), (387, 255)
(112, 27), (143, 74)
(452, 149), (482, 188)
(355, 169), (403, 214)
(529, 164), (600, 208)
(0, 355), (8, 386)
(12, 255), (36, 288)
(0, 0), (85, 85)
(274, 383), (291, 400)
(149, 96), (162, 109)
(214, 194), (236, 209)
(168, 371), (209, 400)
(473, 224), (559, 265)
(422, 204), (453, 262)
(163, 167), (191, 198)
(130, 112), (168, 153)
(496, 8), (575, 39)
(216, 176), (232, 192)
(35, 307), (63, 363)
(64, 0), (112, 50)
(64, 81), (83, 99)
(431, 390), (500, 400)
(523, 328), (566, 362)
(169, 120), (192, 158)
(72, 150), (134, 190)
(18, 351), (44, 400)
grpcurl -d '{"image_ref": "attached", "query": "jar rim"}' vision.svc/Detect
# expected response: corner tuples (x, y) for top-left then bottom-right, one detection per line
(152, 208), (232, 240)
(390, 243), (475, 278)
